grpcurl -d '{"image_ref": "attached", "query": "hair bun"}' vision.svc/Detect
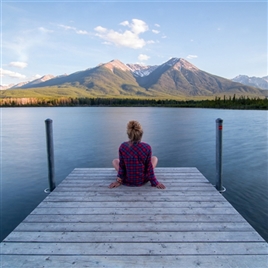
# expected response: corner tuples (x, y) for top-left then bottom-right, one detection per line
(128, 120), (141, 131)
(127, 121), (143, 142)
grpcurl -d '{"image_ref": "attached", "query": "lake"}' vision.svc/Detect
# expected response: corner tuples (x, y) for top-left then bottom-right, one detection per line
(1, 107), (267, 242)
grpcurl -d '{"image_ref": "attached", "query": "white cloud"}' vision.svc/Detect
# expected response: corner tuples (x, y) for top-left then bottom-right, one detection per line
(94, 19), (151, 49)
(58, 24), (89, 35)
(76, 30), (88, 35)
(9, 61), (28, 69)
(0, 68), (26, 79)
(187, 55), (198, 59)
(129, 19), (148, 34)
(152, 29), (160, 34)
(94, 26), (107, 33)
(120, 21), (129, 27)
(58, 24), (76, 31)
(155, 24), (160, 27)
(38, 27), (53, 33)
(138, 54), (150, 61)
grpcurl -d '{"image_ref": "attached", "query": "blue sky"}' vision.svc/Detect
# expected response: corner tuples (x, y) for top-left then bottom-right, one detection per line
(1, 0), (267, 86)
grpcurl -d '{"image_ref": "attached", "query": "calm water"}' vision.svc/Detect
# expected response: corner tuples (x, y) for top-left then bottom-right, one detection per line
(1, 107), (267, 242)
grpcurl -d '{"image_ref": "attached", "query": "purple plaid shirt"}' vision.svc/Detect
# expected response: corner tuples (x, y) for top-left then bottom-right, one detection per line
(117, 141), (159, 187)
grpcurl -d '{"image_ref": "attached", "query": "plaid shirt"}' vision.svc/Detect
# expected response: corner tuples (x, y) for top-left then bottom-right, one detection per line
(117, 141), (159, 187)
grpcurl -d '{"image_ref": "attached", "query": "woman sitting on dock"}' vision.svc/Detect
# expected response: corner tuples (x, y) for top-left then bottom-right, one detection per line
(109, 120), (166, 189)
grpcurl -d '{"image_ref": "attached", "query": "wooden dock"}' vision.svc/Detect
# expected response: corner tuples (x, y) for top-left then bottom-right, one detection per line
(1, 167), (267, 267)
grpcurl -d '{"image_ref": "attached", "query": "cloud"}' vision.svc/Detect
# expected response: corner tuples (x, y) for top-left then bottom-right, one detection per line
(187, 55), (198, 59)
(155, 24), (160, 27)
(58, 24), (76, 31)
(138, 54), (150, 61)
(94, 19), (151, 49)
(94, 26), (107, 33)
(120, 21), (129, 27)
(0, 68), (26, 79)
(38, 27), (53, 33)
(129, 19), (149, 34)
(152, 29), (160, 34)
(58, 24), (89, 35)
(76, 30), (88, 35)
(9, 61), (28, 69)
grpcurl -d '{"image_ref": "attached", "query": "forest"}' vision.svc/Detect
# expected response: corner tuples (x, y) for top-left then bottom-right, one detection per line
(1, 95), (267, 110)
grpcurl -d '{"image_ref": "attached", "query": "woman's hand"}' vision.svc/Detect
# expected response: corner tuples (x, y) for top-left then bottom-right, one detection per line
(156, 182), (166, 189)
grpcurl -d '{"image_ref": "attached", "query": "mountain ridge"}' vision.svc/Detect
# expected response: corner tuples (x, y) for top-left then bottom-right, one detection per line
(232, 75), (268, 90)
(1, 58), (267, 98)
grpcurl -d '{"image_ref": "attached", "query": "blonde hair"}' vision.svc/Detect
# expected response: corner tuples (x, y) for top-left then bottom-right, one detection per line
(127, 120), (143, 142)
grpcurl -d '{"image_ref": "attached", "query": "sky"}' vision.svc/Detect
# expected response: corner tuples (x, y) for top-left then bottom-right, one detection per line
(1, 0), (267, 86)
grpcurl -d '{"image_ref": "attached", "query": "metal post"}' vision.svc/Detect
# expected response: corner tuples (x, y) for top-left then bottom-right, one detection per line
(216, 118), (225, 193)
(45, 119), (56, 192)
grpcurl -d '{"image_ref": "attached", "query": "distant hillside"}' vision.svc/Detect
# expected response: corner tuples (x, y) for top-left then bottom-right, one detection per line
(232, 75), (268, 90)
(1, 58), (266, 99)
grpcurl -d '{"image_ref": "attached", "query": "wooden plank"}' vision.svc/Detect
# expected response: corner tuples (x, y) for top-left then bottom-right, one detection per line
(5, 231), (263, 243)
(63, 180), (210, 185)
(65, 175), (206, 179)
(22, 214), (246, 223)
(45, 194), (225, 202)
(52, 189), (221, 195)
(2, 255), (267, 268)
(46, 192), (222, 198)
(2, 242), (267, 255)
(13, 222), (255, 232)
(36, 201), (233, 208)
(54, 186), (217, 192)
(64, 176), (209, 179)
(73, 167), (200, 172)
(30, 207), (240, 215)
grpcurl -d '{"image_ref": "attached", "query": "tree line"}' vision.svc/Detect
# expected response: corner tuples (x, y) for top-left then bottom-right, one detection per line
(0, 95), (267, 109)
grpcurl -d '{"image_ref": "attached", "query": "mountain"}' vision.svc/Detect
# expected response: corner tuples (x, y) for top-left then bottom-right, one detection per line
(135, 58), (264, 97)
(126, 63), (158, 77)
(10, 74), (55, 89)
(0, 84), (15, 90)
(19, 60), (153, 97)
(2, 58), (266, 98)
(232, 75), (268, 90)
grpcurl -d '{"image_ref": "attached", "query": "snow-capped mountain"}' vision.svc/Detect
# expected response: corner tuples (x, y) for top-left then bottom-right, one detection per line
(1, 58), (266, 98)
(126, 63), (158, 77)
(232, 75), (268, 90)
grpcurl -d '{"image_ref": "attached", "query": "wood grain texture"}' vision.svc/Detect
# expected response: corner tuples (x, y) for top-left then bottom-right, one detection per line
(1, 167), (267, 268)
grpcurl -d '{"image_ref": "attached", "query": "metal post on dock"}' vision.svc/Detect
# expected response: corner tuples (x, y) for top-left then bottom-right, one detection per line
(216, 118), (226, 193)
(45, 119), (56, 193)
